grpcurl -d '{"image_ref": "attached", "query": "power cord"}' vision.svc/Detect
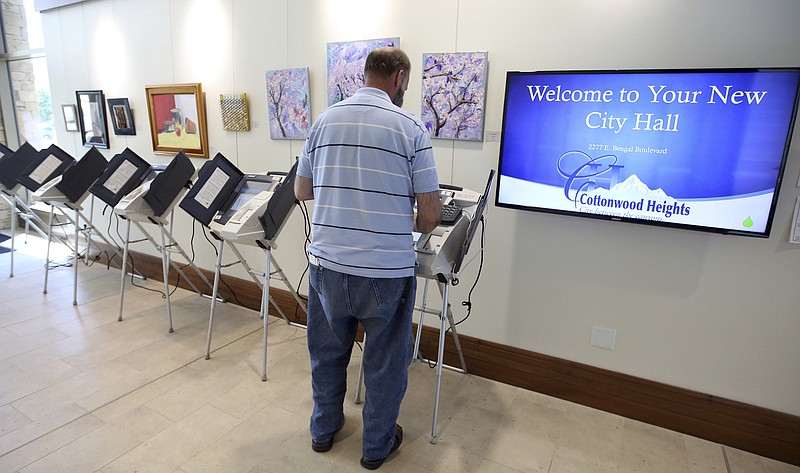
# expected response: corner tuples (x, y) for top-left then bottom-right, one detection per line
(455, 217), (485, 328)
(108, 213), (156, 295)
(419, 215), (487, 368)
(165, 219), (198, 297)
(200, 224), (244, 306)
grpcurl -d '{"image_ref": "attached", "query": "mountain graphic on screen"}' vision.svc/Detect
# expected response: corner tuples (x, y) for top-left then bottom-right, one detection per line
(604, 174), (669, 199)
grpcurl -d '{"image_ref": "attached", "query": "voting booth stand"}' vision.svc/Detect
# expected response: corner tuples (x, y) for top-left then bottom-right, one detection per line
(113, 151), (215, 333)
(29, 146), (114, 304)
(179, 154), (307, 381)
(0, 143), (75, 277)
(354, 170), (496, 444)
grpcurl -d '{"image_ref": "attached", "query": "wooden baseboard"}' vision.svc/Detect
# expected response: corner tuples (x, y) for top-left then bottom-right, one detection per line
(101, 246), (800, 466)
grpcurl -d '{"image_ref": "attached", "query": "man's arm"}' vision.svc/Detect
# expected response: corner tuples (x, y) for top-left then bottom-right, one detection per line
(414, 190), (442, 233)
(294, 175), (314, 201)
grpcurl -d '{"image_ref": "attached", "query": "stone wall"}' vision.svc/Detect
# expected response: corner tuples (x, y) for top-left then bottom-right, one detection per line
(0, 0), (36, 227)
(1, 0), (38, 147)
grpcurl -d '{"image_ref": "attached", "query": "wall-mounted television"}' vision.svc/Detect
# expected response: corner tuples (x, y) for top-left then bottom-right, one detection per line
(496, 68), (800, 237)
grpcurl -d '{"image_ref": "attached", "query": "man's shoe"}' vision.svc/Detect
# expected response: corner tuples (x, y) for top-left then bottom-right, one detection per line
(311, 436), (334, 453)
(360, 424), (403, 470)
(311, 420), (345, 453)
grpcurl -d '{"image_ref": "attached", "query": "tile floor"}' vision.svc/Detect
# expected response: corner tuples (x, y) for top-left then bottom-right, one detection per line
(0, 232), (798, 473)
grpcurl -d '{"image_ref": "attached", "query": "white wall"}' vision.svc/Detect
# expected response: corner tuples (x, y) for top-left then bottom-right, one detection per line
(41, 0), (800, 415)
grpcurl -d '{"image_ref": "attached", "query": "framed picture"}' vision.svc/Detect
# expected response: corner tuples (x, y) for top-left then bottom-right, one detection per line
(327, 37), (399, 105)
(62, 104), (78, 132)
(219, 93), (250, 132)
(145, 83), (209, 158)
(265, 68), (310, 140)
(106, 97), (136, 135)
(421, 51), (489, 141)
(76, 90), (110, 148)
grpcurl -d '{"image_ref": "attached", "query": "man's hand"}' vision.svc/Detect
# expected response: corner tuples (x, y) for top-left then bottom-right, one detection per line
(414, 190), (442, 233)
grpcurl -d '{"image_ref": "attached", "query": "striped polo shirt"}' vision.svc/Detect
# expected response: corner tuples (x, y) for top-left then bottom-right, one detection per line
(298, 87), (439, 278)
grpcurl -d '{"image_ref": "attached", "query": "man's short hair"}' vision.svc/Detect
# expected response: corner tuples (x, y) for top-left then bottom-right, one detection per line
(364, 47), (411, 79)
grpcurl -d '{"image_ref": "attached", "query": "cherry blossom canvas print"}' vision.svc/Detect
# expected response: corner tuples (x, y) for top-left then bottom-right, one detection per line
(327, 37), (399, 106)
(421, 51), (489, 141)
(265, 67), (311, 140)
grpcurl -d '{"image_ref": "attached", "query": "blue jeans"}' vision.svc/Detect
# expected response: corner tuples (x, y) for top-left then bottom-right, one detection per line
(307, 264), (415, 460)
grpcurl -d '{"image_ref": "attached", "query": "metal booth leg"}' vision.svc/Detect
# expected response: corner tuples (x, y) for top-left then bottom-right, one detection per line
(118, 219), (131, 321)
(438, 282), (467, 374)
(85, 196), (94, 262)
(7, 194), (16, 277)
(72, 208), (79, 305)
(160, 224), (173, 332)
(43, 206), (54, 294)
(23, 191), (30, 243)
(261, 248), (272, 382)
(205, 239), (225, 359)
(430, 281), (451, 444)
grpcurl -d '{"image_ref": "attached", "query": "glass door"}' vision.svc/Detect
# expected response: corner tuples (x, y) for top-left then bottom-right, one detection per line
(1, 0), (54, 149)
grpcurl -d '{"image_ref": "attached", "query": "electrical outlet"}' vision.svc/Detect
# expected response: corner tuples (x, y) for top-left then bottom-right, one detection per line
(591, 326), (616, 350)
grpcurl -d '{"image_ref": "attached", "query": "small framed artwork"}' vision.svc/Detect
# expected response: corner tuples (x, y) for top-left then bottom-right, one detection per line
(219, 93), (250, 132)
(106, 97), (136, 135)
(62, 104), (78, 131)
(145, 83), (209, 158)
(76, 90), (110, 148)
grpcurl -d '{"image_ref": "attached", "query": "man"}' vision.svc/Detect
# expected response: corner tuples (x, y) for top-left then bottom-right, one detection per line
(295, 46), (441, 470)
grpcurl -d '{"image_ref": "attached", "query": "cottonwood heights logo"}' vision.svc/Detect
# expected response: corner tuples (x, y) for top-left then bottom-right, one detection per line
(557, 151), (624, 205)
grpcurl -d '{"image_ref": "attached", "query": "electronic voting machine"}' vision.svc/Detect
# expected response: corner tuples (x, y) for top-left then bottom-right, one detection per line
(16, 144), (75, 196)
(0, 142), (40, 193)
(114, 151), (195, 225)
(90, 148), (152, 208)
(180, 152), (298, 246)
(414, 170), (495, 279)
(32, 147), (108, 209)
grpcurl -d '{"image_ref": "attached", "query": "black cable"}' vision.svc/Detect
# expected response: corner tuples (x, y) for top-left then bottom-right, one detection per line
(80, 248), (115, 268)
(104, 211), (161, 296)
(106, 213), (128, 271)
(102, 206), (123, 269)
(112, 213), (125, 248)
(94, 204), (119, 268)
(219, 275), (244, 306)
(187, 219), (198, 262)
(199, 224), (244, 306)
(113, 214), (168, 298)
(127, 252), (167, 297)
(166, 220), (197, 297)
(106, 208), (123, 250)
(420, 216), (487, 368)
(112, 214), (131, 273)
(54, 204), (119, 270)
(201, 224), (218, 254)
(454, 217), (485, 328)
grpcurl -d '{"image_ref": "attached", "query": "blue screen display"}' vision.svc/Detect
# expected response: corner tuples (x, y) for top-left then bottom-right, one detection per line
(496, 69), (800, 236)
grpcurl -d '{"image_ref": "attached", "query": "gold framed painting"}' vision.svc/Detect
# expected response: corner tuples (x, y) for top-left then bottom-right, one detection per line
(145, 83), (209, 158)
